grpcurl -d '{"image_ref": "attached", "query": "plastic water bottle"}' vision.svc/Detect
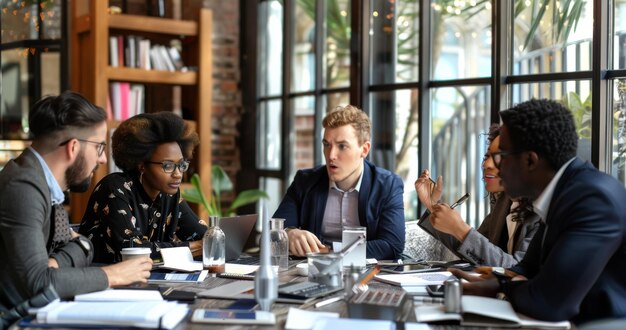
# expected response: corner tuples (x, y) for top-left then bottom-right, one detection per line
(202, 216), (225, 273)
(270, 218), (289, 271)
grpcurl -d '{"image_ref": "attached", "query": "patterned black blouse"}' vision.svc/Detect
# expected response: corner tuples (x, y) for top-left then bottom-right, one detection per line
(79, 172), (207, 264)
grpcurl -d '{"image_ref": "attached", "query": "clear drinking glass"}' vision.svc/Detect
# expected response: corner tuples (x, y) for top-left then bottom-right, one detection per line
(342, 226), (366, 268)
(270, 218), (289, 271)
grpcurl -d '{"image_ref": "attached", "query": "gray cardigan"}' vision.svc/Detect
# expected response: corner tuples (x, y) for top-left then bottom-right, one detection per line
(0, 148), (108, 312)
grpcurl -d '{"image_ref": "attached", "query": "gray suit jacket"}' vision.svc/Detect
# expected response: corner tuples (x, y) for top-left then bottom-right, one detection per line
(420, 194), (541, 267)
(457, 195), (541, 267)
(0, 148), (108, 312)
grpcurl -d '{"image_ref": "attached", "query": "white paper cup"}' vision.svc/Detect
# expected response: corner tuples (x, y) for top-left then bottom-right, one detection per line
(120, 248), (151, 261)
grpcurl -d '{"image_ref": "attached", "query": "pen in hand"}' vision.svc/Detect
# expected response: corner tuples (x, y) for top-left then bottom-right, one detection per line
(449, 193), (470, 209)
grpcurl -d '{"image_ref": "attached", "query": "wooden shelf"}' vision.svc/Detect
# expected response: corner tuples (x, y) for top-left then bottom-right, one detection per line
(74, 14), (197, 36)
(109, 14), (197, 36)
(107, 67), (197, 85)
(70, 1), (213, 221)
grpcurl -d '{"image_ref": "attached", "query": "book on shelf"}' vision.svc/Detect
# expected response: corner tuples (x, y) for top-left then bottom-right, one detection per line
(414, 295), (571, 329)
(109, 36), (118, 67)
(108, 35), (185, 71)
(34, 299), (188, 329)
(108, 83), (144, 121)
(374, 271), (453, 287)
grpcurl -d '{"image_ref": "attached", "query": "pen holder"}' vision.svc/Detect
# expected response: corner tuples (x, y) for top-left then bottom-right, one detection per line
(347, 287), (407, 321)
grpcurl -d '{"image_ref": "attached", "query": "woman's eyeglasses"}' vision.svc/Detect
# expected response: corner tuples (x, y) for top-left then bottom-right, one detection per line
(146, 160), (190, 173)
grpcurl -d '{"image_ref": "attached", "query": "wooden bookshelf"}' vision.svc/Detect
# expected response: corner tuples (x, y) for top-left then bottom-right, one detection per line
(69, 1), (212, 221)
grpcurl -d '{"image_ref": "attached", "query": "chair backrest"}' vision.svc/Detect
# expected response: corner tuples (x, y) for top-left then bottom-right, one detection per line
(403, 220), (457, 261)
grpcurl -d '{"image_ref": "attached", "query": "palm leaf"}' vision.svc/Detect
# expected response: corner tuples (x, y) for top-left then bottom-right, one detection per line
(225, 190), (270, 216)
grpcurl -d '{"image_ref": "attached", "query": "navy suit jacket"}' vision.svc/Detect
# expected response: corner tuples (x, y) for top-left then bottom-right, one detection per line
(504, 158), (626, 324)
(273, 160), (405, 260)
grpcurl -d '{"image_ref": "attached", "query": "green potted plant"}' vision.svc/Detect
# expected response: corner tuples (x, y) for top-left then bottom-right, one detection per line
(182, 165), (268, 217)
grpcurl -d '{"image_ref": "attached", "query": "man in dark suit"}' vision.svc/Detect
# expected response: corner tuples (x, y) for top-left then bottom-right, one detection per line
(273, 105), (405, 260)
(0, 91), (152, 319)
(451, 99), (626, 324)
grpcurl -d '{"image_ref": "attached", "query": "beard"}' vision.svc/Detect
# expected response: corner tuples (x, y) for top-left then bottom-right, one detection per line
(66, 151), (97, 193)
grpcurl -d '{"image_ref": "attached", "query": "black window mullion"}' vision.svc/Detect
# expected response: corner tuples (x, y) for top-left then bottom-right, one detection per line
(314, 0), (326, 165)
(282, 0), (294, 185)
(418, 0), (433, 215)
(592, 0), (611, 171)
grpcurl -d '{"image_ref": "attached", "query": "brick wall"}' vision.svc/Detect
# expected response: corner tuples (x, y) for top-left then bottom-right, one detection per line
(184, 0), (242, 204)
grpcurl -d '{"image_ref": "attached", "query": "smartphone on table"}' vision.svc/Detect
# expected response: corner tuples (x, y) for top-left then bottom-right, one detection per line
(191, 309), (276, 325)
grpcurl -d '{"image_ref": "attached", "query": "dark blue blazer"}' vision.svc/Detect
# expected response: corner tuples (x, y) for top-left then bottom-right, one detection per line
(273, 160), (405, 260)
(504, 158), (626, 324)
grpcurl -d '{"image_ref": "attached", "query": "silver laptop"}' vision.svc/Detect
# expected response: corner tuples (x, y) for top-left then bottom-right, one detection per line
(218, 214), (257, 261)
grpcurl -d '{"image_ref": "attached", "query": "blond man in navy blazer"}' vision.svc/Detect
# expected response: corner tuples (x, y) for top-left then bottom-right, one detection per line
(274, 105), (405, 260)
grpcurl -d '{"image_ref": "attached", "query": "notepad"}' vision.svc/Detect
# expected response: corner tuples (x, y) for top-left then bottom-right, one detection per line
(159, 247), (203, 272)
(414, 296), (571, 328)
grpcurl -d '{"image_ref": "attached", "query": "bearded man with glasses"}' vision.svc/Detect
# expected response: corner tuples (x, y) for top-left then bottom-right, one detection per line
(79, 112), (207, 264)
(0, 91), (152, 323)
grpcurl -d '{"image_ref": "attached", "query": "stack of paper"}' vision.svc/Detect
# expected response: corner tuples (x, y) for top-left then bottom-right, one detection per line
(35, 300), (188, 329)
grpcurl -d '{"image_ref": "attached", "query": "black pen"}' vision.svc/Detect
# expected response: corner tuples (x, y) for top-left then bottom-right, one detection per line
(450, 193), (470, 209)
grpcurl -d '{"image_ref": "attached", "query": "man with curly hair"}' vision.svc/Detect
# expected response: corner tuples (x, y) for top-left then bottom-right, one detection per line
(273, 105), (405, 260)
(451, 99), (626, 325)
(0, 91), (152, 322)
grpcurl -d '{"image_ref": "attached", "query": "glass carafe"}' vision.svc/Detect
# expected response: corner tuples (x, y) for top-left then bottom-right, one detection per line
(202, 216), (225, 273)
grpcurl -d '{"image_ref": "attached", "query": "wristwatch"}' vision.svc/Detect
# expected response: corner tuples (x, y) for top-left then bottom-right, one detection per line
(492, 267), (509, 299)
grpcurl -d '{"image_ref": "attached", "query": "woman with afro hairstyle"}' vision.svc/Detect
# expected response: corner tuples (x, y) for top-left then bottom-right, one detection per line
(79, 112), (206, 264)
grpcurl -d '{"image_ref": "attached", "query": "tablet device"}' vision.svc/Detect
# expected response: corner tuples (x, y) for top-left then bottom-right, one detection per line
(417, 210), (475, 264)
(380, 263), (440, 274)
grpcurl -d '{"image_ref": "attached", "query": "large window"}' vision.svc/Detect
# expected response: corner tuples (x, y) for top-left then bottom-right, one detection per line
(242, 0), (623, 223)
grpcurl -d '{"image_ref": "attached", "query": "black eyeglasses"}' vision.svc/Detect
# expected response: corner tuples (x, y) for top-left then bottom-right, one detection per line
(146, 160), (190, 173)
(492, 150), (522, 168)
(59, 138), (107, 157)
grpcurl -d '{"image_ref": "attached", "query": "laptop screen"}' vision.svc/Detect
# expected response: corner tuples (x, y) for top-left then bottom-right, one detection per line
(217, 214), (257, 261)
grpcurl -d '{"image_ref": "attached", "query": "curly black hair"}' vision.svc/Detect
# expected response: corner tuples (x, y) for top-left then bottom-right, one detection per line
(111, 112), (199, 175)
(500, 99), (578, 171)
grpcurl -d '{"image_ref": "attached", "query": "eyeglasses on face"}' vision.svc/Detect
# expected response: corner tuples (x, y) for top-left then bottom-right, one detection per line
(59, 138), (107, 157)
(491, 150), (522, 168)
(145, 160), (190, 173)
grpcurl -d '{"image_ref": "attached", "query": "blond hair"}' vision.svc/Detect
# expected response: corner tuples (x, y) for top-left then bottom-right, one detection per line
(322, 105), (371, 145)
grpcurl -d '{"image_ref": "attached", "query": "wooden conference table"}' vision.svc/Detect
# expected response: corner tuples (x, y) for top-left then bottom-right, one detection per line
(166, 266), (414, 330)
(17, 265), (519, 330)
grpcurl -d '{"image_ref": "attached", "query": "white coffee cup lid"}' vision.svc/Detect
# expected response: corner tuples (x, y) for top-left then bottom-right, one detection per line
(121, 247), (151, 255)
